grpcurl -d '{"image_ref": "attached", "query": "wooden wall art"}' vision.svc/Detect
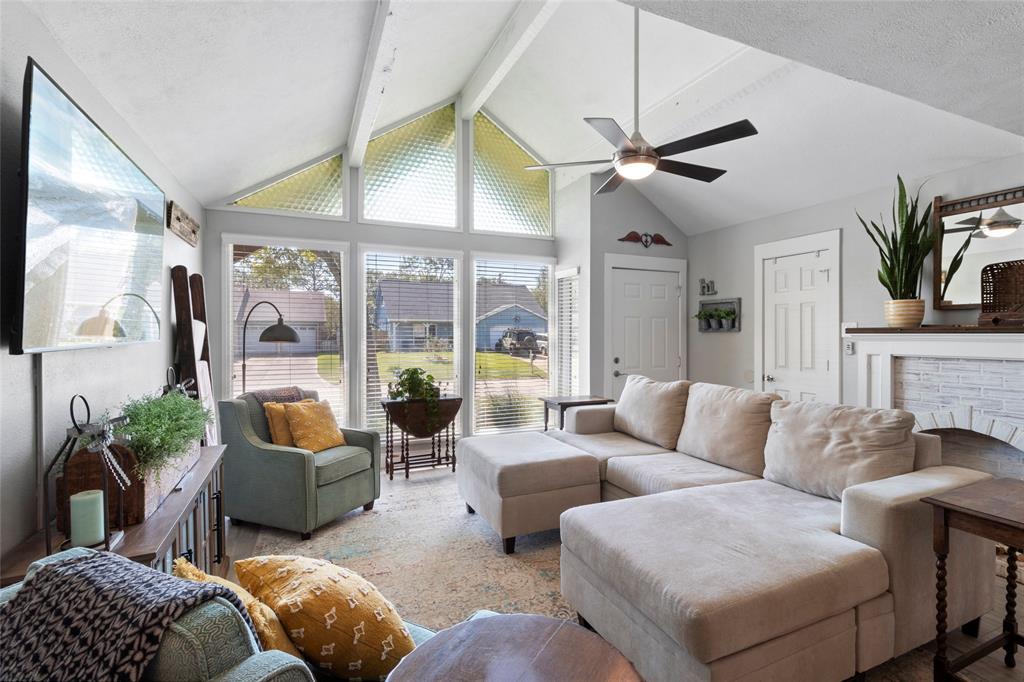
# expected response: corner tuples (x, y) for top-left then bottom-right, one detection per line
(167, 201), (200, 247)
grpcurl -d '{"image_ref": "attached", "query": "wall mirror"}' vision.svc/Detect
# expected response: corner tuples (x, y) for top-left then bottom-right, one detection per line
(932, 186), (1024, 310)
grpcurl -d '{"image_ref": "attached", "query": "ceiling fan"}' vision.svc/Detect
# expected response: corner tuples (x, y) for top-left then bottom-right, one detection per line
(525, 6), (758, 195)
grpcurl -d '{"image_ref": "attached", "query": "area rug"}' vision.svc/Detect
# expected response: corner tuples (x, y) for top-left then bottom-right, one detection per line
(252, 468), (572, 631)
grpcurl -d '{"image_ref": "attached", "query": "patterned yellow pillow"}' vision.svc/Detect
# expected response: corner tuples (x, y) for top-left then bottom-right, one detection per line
(235, 555), (414, 679)
(283, 400), (346, 453)
(172, 557), (303, 659)
(264, 399), (314, 446)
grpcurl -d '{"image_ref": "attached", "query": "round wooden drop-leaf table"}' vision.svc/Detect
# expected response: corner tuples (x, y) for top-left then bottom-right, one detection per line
(386, 614), (642, 681)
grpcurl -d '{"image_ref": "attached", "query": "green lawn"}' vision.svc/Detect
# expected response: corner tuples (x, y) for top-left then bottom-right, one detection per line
(317, 354), (344, 383)
(375, 350), (547, 381)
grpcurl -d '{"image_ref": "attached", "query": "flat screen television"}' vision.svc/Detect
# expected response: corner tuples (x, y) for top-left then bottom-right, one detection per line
(11, 58), (165, 354)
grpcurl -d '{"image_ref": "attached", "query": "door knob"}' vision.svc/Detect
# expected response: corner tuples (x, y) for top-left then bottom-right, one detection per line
(613, 370), (622, 378)
(765, 375), (776, 382)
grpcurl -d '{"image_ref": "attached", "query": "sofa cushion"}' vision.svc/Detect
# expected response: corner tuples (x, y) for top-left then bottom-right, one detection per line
(239, 387), (319, 443)
(559, 479), (889, 663)
(764, 401), (916, 500)
(315, 446), (371, 486)
(459, 432), (598, 497)
(613, 375), (691, 448)
(545, 430), (669, 478)
(605, 452), (758, 497)
(676, 383), (779, 476)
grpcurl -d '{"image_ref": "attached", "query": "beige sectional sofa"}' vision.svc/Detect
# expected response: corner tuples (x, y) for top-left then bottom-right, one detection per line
(557, 378), (993, 681)
(457, 376), (996, 681)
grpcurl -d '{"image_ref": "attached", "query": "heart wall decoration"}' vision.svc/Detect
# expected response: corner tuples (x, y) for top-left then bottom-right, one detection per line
(618, 231), (672, 248)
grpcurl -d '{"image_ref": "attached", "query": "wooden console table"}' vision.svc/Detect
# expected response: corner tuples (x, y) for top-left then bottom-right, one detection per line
(923, 478), (1023, 681)
(1, 445), (227, 586)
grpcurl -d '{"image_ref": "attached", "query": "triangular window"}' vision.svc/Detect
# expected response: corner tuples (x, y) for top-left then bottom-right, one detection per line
(233, 155), (344, 217)
(473, 112), (550, 236)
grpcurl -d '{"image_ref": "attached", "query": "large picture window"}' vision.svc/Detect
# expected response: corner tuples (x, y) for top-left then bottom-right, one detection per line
(473, 258), (551, 433)
(363, 104), (457, 227)
(473, 112), (551, 236)
(363, 251), (460, 430)
(229, 244), (346, 420)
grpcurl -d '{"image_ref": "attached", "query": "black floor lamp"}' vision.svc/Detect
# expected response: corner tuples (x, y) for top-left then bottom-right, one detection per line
(242, 301), (301, 393)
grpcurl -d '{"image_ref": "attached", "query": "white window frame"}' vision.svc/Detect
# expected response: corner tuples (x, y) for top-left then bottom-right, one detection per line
(468, 107), (555, 241)
(469, 251), (557, 435)
(220, 233), (352, 418)
(356, 99), (463, 233)
(555, 266), (581, 396)
(357, 242), (464, 429)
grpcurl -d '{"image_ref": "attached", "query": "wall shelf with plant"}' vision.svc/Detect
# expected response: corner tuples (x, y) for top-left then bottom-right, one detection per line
(695, 298), (741, 333)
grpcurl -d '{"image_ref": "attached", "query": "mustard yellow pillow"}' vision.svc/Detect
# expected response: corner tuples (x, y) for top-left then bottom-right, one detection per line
(172, 557), (303, 659)
(283, 400), (346, 453)
(235, 555), (414, 678)
(264, 399), (314, 446)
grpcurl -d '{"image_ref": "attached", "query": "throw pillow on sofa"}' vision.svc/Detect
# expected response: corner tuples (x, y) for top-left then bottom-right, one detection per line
(763, 401), (917, 500)
(235, 555), (415, 678)
(613, 375), (691, 448)
(676, 383), (780, 476)
(172, 557), (303, 658)
(265, 399), (315, 446)
(283, 400), (346, 452)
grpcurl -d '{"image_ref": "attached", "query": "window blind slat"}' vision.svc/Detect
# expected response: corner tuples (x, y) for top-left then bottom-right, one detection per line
(556, 274), (580, 396)
(473, 258), (551, 433)
(230, 245), (346, 421)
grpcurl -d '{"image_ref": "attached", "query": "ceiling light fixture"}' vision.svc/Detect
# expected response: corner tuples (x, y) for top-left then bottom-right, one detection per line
(978, 207), (1021, 239)
(614, 152), (658, 179)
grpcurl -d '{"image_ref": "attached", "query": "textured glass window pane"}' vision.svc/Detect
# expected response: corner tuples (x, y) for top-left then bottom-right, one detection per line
(234, 155), (343, 217)
(473, 112), (551, 236)
(364, 104), (457, 227)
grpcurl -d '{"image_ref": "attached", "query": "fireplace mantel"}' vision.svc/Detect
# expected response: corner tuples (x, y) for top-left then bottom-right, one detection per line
(846, 330), (1024, 451)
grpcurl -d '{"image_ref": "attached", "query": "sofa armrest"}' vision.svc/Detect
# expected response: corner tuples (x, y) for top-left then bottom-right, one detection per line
(218, 399), (317, 533)
(341, 427), (381, 500)
(210, 651), (313, 682)
(564, 404), (616, 434)
(841, 466), (994, 656)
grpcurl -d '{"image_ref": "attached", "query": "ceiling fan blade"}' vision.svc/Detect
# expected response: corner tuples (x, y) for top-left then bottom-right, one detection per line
(594, 169), (625, 195)
(655, 119), (758, 158)
(524, 159), (610, 170)
(584, 117), (635, 151)
(657, 159), (727, 183)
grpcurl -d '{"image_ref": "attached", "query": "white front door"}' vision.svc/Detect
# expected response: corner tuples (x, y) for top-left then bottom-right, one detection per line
(609, 267), (682, 398)
(762, 248), (838, 402)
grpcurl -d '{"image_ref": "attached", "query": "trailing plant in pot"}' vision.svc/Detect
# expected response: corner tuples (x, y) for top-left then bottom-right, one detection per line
(694, 309), (712, 331)
(385, 368), (461, 438)
(721, 307), (737, 330)
(857, 175), (934, 328)
(116, 391), (211, 479)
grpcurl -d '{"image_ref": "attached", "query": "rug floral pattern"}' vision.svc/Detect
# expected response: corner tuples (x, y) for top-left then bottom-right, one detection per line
(253, 469), (572, 631)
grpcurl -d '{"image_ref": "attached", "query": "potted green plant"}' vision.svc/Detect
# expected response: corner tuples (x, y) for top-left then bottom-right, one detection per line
(693, 309), (712, 331)
(708, 308), (723, 330)
(721, 307), (737, 330)
(384, 368), (462, 438)
(858, 175), (934, 327)
(116, 390), (211, 519)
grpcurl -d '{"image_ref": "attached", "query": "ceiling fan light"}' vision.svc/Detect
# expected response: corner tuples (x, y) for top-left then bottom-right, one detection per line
(614, 155), (657, 180)
(979, 224), (1018, 238)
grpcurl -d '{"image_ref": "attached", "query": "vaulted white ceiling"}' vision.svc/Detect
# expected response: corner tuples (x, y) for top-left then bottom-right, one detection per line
(23, 0), (1024, 234)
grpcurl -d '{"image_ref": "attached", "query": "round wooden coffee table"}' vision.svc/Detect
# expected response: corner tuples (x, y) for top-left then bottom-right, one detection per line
(387, 614), (641, 681)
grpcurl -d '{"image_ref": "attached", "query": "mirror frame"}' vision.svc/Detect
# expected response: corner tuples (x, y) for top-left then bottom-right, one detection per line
(932, 185), (1024, 311)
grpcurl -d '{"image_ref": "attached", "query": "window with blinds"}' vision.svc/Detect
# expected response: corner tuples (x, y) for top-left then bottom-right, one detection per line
(473, 258), (551, 433)
(556, 273), (580, 396)
(230, 244), (346, 420)
(363, 252), (460, 431)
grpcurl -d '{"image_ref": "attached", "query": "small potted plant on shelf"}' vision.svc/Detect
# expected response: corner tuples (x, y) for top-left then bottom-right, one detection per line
(857, 175), (934, 328)
(708, 308), (723, 330)
(384, 368), (462, 439)
(721, 307), (737, 330)
(694, 309), (711, 331)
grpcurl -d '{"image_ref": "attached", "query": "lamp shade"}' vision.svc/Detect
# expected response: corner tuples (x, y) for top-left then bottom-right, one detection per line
(77, 308), (127, 338)
(259, 317), (300, 343)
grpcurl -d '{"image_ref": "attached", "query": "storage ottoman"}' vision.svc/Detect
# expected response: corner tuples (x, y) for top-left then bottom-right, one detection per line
(455, 432), (600, 554)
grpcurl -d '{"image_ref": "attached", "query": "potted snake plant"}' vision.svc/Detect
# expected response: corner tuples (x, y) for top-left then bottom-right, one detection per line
(858, 175), (934, 327)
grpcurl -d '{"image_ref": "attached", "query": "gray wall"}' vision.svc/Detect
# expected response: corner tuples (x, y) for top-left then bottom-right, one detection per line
(0, 1), (204, 553)
(685, 153), (1024, 403)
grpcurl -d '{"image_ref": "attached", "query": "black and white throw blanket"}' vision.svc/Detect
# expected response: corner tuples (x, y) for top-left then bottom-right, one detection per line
(0, 551), (257, 681)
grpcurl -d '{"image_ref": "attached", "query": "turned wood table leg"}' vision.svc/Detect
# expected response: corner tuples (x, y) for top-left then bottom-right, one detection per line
(1006, 547), (1018, 668)
(936, 551), (949, 679)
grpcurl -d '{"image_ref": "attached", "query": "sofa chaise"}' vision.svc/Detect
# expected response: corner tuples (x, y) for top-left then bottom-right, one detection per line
(456, 376), (995, 681)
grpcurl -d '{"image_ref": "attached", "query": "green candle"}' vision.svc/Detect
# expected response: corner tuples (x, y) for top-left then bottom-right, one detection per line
(70, 489), (105, 547)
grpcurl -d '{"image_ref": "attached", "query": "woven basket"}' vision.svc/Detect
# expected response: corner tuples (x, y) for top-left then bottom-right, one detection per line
(979, 259), (1024, 327)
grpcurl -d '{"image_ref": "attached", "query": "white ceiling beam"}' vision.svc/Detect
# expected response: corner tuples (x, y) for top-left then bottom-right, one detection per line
(347, 0), (400, 168)
(460, 0), (561, 120)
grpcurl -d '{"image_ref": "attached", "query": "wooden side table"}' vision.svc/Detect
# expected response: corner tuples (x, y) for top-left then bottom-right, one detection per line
(386, 614), (640, 681)
(922, 477), (1024, 681)
(540, 395), (613, 431)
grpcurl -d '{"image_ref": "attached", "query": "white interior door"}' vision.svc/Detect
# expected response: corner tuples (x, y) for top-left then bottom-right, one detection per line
(762, 249), (838, 402)
(609, 267), (682, 398)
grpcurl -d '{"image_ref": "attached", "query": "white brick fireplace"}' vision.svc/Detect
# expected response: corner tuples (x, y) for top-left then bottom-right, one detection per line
(848, 332), (1024, 454)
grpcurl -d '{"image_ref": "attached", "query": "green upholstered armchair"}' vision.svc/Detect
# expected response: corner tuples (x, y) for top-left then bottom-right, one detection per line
(0, 548), (313, 682)
(218, 388), (381, 540)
